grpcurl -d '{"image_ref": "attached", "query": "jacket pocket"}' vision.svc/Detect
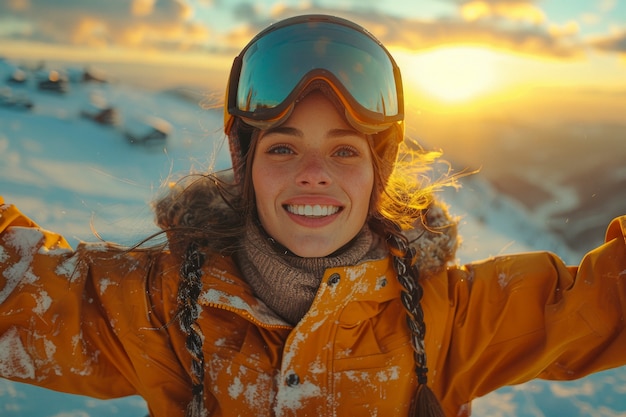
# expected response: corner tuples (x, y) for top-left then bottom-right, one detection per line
(332, 343), (415, 416)
(329, 299), (415, 415)
(334, 299), (409, 359)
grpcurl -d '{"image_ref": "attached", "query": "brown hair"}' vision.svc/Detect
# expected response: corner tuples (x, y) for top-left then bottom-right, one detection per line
(156, 115), (456, 417)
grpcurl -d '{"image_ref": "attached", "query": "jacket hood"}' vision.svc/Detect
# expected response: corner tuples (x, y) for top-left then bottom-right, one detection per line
(154, 170), (459, 277)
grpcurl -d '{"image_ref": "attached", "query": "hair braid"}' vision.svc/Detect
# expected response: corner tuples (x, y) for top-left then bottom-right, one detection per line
(178, 242), (208, 417)
(375, 217), (445, 417)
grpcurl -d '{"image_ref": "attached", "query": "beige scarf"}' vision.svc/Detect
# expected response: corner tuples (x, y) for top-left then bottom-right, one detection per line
(237, 223), (376, 325)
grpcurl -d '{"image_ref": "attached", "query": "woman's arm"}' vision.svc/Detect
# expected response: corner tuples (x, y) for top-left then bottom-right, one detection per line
(0, 198), (146, 399)
(433, 215), (626, 411)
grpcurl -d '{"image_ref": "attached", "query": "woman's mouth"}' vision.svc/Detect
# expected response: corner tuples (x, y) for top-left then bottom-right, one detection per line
(284, 204), (341, 218)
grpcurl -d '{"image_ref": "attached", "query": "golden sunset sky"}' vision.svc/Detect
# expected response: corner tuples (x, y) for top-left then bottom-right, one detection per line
(1, 0), (624, 121)
(2, 1), (625, 231)
(1, 0), (625, 254)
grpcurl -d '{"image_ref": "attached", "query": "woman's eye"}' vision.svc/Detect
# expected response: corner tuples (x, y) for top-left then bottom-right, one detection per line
(334, 146), (359, 157)
(267, 144), (294, 155)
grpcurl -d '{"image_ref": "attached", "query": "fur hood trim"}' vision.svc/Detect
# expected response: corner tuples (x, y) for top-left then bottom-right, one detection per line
(154, 171), (458, 277)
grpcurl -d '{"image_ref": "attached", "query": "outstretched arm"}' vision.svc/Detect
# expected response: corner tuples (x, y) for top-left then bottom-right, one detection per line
(430, 215), (626, 413)
(0, 198), (140, 398)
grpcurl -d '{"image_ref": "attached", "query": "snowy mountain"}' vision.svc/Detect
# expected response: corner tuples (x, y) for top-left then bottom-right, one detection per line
(0, 58), (624, 416)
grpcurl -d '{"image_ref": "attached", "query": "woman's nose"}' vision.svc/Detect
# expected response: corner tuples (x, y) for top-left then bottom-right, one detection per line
(295, 154), (332, 187)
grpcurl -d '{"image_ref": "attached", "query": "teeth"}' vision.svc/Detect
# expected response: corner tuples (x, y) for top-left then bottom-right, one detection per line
(286, 204), (340, 217)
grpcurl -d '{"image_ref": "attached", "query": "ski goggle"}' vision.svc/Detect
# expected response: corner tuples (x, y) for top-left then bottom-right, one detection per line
(224, 14), (404, 134)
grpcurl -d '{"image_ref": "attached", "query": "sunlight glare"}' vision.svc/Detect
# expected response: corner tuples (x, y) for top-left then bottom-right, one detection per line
(398, 46), (499, 102)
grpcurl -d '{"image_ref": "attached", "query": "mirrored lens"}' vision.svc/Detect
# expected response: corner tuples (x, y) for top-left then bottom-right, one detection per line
(236, 21), (400, 122)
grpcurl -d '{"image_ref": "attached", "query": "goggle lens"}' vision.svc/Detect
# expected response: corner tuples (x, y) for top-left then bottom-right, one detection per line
(227, 16), (403, 128)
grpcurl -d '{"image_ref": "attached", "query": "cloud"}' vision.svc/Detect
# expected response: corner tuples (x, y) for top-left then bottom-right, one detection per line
(0, 0), (620, 61)
(0, 0), (210, 50)
(458, 0), (546, 24)
(589, 29), (626, 54)
(228, 4), (584, 59)
(599, 0), (617, 13)
(381, 17), (582, 58)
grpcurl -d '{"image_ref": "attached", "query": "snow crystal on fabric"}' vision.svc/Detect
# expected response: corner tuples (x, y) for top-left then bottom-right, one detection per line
(4, 228), (43, 254)
(32, 290), (52, 315)
(0, 228), (43, 304)
(222, 366), (273, 410)
(68, 332), (97, 377)
(497, 273), (509, 288)
(497, 271), (522, 289)
(376, 366), (400, 382)
(0, 327), (36, 379)
(281, 332), (307, 370)
(43, 338), (57, 365)
(307, 358), (327, 376)
(244, 382), (261, 406)
(99, 278), (115, 294)
(274, 380), (321, 416)
(375, 275), (387, 290)
(55, 255), (79, 281)
(228, 376), (244, 399)
(345, 264), (368, 282)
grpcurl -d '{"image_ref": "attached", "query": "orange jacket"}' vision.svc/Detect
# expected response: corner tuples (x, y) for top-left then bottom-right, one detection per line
(1, 198), (625, 417)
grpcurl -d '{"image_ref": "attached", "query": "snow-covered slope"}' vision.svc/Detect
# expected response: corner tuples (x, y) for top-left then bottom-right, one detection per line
(0, 58), (623, 416)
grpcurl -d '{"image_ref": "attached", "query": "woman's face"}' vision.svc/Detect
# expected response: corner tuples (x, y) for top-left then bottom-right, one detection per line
(251, 91), (374, 257)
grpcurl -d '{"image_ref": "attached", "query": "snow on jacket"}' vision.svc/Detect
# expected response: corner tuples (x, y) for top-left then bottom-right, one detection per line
(1, 196), (626, 417)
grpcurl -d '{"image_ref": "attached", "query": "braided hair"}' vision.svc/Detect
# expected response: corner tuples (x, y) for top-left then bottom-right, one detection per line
(179, 242), (207, 417)
(368, 213), (446, 417)
(155, 173), (245, 417)
(158, 107), (456, 417)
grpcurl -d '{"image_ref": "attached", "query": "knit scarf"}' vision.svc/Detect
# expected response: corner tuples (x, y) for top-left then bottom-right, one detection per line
(237, 223), (375, 325)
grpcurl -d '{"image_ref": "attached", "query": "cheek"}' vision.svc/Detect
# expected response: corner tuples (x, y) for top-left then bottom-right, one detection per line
(251, 165), (265, 206)
(251, 164), (277, 218)
(348, 165), (375, 216)
(363, 172), (376, 213)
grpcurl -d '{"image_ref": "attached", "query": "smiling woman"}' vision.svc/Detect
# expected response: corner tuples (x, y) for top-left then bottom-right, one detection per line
(251, 91), (374, 258)
(1, 13), (626, 417)
(398, 46), (500, 102)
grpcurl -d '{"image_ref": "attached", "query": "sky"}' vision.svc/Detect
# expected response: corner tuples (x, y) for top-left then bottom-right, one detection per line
(1, 0), (625, 112)
(1, 0), (625, 251)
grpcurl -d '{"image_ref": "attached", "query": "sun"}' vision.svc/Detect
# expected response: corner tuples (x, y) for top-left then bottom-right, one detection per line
(396, 46), (500, 103)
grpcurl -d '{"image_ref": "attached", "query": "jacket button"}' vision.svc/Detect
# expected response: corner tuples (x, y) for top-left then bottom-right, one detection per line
(285, 372), (300, 386)
(327, 273), (341, 286)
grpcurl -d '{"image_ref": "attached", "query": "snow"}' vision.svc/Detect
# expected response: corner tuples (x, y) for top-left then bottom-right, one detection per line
(0, 57), (625, 416)
(32, 290), (52, 316)
(0, 328), (36, 380)
(0, 229), (42, 304)
(55, 255), (79, 281)
(274, 379), (321, 415)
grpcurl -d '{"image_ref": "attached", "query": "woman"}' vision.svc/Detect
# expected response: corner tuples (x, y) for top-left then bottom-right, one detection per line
(1, 14), (625, 417)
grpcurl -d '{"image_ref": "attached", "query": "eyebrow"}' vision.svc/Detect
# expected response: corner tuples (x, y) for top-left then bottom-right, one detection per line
(261, 126), (365, 139)
(262, 126), (302, 137)
(328, 128), (366, 138)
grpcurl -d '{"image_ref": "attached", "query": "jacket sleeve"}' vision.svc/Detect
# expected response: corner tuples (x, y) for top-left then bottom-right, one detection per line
(0, 198), (158, 399)
(434, 215), (626, 410)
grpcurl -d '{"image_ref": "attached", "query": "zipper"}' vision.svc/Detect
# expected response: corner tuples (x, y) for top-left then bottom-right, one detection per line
(201, 301), (292, 330)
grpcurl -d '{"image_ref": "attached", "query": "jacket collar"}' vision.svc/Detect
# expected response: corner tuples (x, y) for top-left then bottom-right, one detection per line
(196, 254), (403, 328)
